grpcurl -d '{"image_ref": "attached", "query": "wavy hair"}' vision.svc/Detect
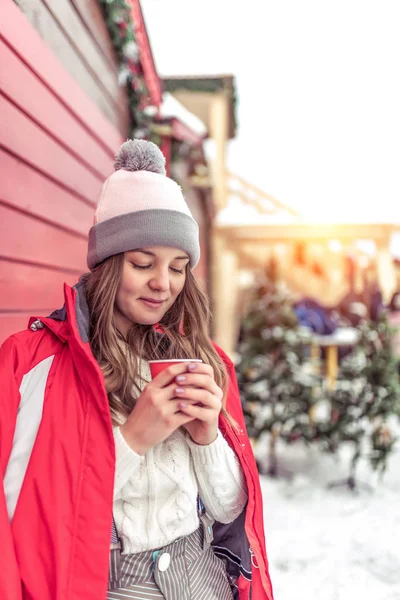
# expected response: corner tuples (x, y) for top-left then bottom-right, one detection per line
(84, 253), (233, 427)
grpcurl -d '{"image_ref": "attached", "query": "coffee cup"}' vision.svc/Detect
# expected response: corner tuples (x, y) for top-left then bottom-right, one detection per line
(148, 359), (202, 379)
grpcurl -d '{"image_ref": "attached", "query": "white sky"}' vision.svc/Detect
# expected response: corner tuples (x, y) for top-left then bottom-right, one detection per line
(142, 0), (400, 224)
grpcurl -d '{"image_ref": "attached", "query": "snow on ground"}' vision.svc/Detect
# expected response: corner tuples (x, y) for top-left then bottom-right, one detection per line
(258, 435), (400, 600)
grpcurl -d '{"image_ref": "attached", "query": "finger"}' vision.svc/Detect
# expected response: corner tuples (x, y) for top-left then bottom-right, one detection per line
(185, 362), (215, 378)
(177, 402), (217, 422)
(161, 381), (190, 401)
(175, 412), (196, 427)
(175, 373), (222, 397)
(174, 387), (222, 409)
(167, 402), (197, 426)
(146, 381), (206, 405)
(166, 399), (197, 415)
(151, 363), (195, 388)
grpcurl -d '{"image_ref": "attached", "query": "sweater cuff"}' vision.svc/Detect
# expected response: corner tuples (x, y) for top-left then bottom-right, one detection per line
(113, 427), (144, 497)
(186, 430), (228, 465)
(187, 429), (247, 523)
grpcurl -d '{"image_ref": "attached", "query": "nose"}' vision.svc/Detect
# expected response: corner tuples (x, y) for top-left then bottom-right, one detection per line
(148, 267), (170, 292)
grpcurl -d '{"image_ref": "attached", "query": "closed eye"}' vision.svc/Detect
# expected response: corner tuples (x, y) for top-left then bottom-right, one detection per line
(170, 267), (184, 274)
(132, 263), (184, 274)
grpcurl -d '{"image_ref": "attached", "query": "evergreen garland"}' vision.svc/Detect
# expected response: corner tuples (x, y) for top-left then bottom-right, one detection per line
(98, 0), (157, 137)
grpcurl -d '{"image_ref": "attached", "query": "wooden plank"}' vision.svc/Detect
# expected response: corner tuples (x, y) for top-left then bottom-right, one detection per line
(68, 0), (130, 135)
(0, 204), (88, 272)
(0, 150), (93, 237)
(226, 171), (300, 217)
(0, 94), (103, 203)
(0, 259), (77, 311)
(226, 223), (396, 242)
(70, 0), (117, 70)
(15, 0), (119, 128)
(0, 314), (35, 344)
(0, 0), (122, 153)
(38, 0), (121, 105)
(0, 40), (114, 178)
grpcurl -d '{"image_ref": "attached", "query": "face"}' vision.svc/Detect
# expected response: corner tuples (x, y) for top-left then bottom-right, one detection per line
(114, 246), (189, 335)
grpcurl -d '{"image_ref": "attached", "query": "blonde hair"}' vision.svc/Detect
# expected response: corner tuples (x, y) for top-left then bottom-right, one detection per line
(84, 253), (234, 427)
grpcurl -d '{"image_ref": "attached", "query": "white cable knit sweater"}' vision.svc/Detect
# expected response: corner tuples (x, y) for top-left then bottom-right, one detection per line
(113, 425), (248, 554)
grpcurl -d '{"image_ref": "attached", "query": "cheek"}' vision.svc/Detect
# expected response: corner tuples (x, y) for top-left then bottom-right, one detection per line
(114, 287), (127, 313)
(171, 278), (186, 299)
(116, 271), (139, 307)
(175, 272), (186, 290)
(162, 278), (185, 310)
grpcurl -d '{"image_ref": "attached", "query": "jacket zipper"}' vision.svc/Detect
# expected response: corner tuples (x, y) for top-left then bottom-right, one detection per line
(249, 546), (259, 569)
(229, 424), (262, 569)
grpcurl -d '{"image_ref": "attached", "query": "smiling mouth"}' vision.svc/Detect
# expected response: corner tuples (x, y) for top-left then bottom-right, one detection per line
(139, 298), (166, 307)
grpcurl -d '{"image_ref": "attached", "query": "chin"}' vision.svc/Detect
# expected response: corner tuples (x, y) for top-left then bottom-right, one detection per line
(132, 311), (164, 326)
(136, 317), (160, 326)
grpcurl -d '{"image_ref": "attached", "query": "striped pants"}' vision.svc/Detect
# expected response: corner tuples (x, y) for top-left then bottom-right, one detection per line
(107, 527), (234, 600)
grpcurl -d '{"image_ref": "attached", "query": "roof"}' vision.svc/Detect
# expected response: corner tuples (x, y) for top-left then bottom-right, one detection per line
(160, 93), (207, 138)
(129, 0), (163, 108)
(163, 75), (237, 138)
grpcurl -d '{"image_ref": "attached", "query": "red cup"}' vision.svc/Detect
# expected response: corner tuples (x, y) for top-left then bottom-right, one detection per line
(148, 359), (202, 379)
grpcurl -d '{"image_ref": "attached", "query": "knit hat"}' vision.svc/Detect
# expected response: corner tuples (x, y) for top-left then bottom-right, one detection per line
(87, 139), (200, 270)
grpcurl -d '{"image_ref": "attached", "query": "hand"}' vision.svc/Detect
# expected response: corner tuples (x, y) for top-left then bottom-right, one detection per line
(174, 363), (223, 446)
(120, 363), (196, 455)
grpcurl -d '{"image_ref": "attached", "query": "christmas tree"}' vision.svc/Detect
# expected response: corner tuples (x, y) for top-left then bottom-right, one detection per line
(236, 280), (323, 475)
(319, 315), (400, 484)
(236, 279), (400, 483)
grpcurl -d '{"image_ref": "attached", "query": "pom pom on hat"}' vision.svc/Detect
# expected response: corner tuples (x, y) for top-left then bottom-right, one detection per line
(114, 139), (166, 175)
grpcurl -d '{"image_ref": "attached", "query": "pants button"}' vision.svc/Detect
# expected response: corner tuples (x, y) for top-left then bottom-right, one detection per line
(158, 552), (171, 572)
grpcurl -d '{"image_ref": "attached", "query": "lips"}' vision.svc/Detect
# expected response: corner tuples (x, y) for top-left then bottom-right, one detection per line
(139, 297), (166, 308)
(140, 297), (166, 303)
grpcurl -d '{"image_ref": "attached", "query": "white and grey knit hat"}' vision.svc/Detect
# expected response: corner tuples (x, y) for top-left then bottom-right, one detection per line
(87, 139), (200, 270)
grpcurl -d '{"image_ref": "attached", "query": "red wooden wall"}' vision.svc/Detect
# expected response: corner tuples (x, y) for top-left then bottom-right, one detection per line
(0, 0), (123, 343)
(17, 0), (130, 134)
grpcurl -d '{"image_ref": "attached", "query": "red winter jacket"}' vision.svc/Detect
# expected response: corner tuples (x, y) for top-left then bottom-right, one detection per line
(0, 282), (273, 600)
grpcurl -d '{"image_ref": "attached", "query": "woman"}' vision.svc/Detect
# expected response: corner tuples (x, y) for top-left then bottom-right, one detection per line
(0, 140), (273, 600)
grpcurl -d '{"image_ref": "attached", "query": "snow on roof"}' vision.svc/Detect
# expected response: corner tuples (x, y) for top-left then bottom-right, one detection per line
(160, 92), (207, 138)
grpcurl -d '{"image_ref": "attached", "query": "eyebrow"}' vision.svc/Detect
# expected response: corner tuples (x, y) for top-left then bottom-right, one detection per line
(133, 249), (190, 261)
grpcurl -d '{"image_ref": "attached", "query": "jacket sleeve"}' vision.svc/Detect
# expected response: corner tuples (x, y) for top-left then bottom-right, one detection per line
(214, 343), (275, 599)
(0, 335), (25, 599)
(213, 343), (248, 430)
(0, 335), (26, 470)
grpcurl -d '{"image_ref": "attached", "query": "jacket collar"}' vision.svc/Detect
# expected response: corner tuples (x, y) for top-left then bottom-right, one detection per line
(46, 275), (90, 343)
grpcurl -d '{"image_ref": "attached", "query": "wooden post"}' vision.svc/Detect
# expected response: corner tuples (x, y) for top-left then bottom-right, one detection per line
(376, 237), (396, 304)
(211, 232), (238, 356)
(208, 93), (229, 211)
(208, 93), (233, 351)
(326, 344), (338, 390)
